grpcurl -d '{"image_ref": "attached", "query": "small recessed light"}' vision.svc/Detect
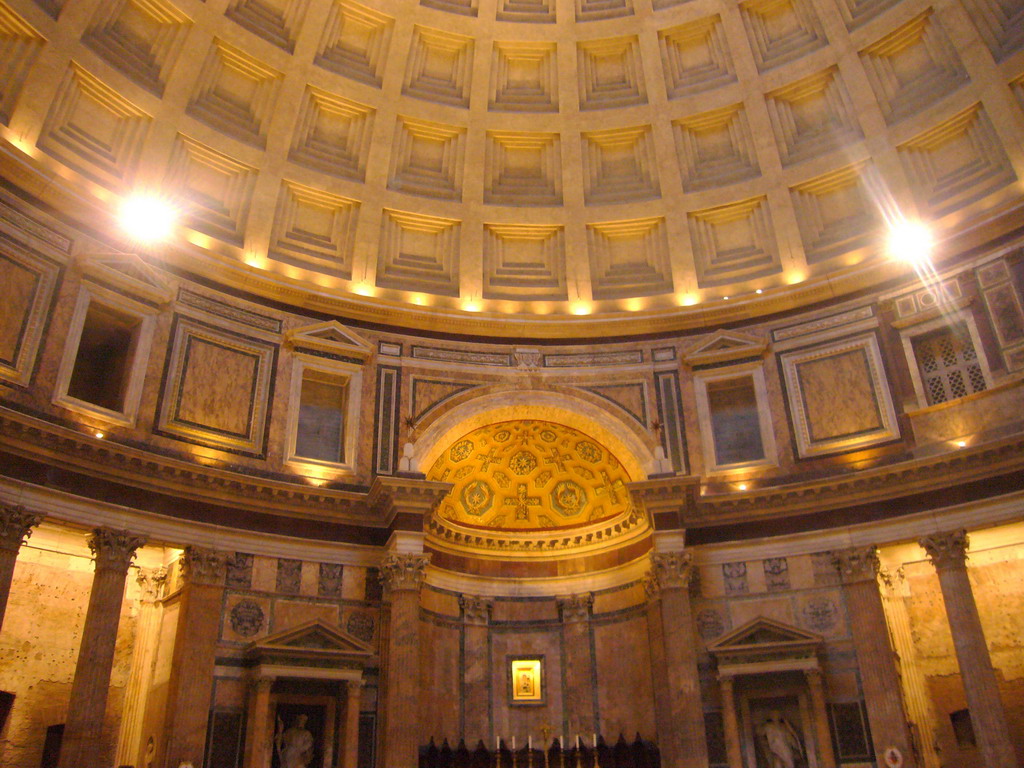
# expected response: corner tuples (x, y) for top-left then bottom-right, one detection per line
(755, 289), (763, 294)
(723, 296), (730, 301)
(95, 431), (105, 439)
(955, 440), (967, 448)
(737, 483), (748, 491)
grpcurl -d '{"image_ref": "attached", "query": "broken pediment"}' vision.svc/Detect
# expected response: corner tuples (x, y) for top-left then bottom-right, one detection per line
(247, 619), (374, 670)
(285, 321), (374, 361)
(682, 330), (768, 367)
(77, 252), (175, 304)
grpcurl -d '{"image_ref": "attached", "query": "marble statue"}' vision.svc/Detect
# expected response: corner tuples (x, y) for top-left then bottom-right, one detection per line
(757, 711), (804, 768)
(276, 714), (315, 768)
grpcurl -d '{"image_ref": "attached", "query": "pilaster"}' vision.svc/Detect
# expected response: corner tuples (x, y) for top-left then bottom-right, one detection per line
(919, 530), (1017, 768)
(460, 594), (493, 745)
(832, 546), (917, 767)
(805, 670), (837, 768)
(558, 593), (596, 735)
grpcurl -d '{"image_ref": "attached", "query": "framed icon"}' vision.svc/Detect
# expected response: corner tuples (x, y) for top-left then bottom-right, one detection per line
(509, 657), (544, 705)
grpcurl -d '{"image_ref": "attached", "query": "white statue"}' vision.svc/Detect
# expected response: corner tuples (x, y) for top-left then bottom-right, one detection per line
(276, 714), (315, 768)
(757, 710), (804, 768)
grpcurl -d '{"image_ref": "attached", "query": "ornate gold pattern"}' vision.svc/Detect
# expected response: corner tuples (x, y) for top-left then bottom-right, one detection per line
(427, 420), (632, 530)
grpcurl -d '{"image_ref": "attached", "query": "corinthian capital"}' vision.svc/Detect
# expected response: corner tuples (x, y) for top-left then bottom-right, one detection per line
(460, 594), (494, 625)
(831, 546), (881, 585)
(557, 592), (594, 622)
(379, 552), (430, 593)
(136, 566), (168, 602)
(920, 529), (969, 571)
(180, 546), (228, 586)
(89, 528), (147, 573)
(0, 505), (43, 553)
(651, 551), (693, 590)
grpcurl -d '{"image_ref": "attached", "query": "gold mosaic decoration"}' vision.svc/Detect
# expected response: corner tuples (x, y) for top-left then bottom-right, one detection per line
(427, 421), (632, 530)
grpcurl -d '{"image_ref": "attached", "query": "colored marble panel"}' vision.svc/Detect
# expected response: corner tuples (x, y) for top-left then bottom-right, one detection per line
(796, 349), (882, 442)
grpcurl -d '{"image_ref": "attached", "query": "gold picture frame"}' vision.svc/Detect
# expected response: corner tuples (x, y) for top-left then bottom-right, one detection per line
(509, 657), (544, 705)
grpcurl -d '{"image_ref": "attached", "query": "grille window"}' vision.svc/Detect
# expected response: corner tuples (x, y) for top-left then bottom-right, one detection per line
(913, 324), (986, 406)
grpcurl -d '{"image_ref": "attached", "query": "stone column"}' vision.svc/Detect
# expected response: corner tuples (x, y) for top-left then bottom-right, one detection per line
(380, 552), (429, 768)
(644, 575), (674, 758)
(651, 552), (708, 768)
(832, 547), (917, 767)
(116, 566), (167, 768)
(460, 594), (493, 746)
(243, 677), (274, 768)
(880, 567), (941, 768)
(343, 679), (363, 768)
(919, 530), (1017, 768)
(718, 676), (743, 768)
(805, 670), (837, 768)
(161, 546), (228, 768)
(59, 528), (147, 768)
(558, 593), (597, 737)
(0, 504), (43, 630)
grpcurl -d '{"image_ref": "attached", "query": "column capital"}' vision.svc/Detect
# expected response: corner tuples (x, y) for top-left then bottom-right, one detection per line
(379, 552), (430, 592)
(642, 572), (660, 600)
(89, 528), (147, 573)
(180, 546), (228, 586)
(919, 529), (969, 571)
(459, 594), (493, 625)
(0, 504), (43, 553)
(831, 546), (881, 584)
(136, 566), (167, 602)
(249, 676), (274, 693)
(557, 592), (594, 622)
(651, 550), (694, 590)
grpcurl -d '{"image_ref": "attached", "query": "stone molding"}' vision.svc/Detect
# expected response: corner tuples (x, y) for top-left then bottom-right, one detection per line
(88, 527), (147, 572)
(651, 551), (693, 590)
(919, 529), (970, 571)
(136, 566), (167, 602)
(379, 552), (430, 593)
(831, 545), (881, 584)
(180, 546), (228, 586)
(459, 594), (493, 625)
(557, 592), (594, 622)
(0, 504), (43, 553)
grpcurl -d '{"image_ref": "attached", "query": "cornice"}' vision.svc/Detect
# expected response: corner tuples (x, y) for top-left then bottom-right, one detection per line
(0, 406), (374, 525)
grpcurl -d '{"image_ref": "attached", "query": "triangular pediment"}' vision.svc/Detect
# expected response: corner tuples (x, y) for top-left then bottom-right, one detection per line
(709, 616), (822, 652)
(286, 321), (374, 361)
(78, 252), (174, 304)
(683, 331), (768, 366)
(250, 619), (373, 658)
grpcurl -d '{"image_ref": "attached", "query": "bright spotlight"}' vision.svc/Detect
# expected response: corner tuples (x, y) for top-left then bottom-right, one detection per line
(119, 195), (176, 243)
(886, 219), (933, 265)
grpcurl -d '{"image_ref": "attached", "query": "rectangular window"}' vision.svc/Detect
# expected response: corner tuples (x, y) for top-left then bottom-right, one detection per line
(707, 376), (765, 466)
(54, 286), (155, 427)
(913, 323), (987, 406)
(66, 302), (141, 412)
(295, 370), (349, 463)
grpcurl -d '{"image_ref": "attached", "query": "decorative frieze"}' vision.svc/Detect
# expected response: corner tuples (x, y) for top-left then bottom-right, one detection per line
(0, 505), (43, 553)
(89, 528), (147, 572)
(651, 551), (693, 590)
(919, 529), (969, 571)
(557, 592), (594, 622)
(459, 594), (494, 625)
(831, 545), (880, 584)
(379, 552), (430, 592)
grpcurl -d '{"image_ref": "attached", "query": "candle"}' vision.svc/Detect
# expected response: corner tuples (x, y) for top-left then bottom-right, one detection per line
(575, 735), (580, 749)
(497, 737), (500, 752)
(528, 736), (532, 750)
(592, 734), (597, 748)
(513, 736), (516, 751)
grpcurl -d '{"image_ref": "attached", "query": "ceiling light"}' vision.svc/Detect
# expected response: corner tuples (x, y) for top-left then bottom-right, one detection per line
(95, 431), (104, 439)
(886, 219), (934, 265)
(119, 195), (176, 243)
(755, 289), (763, 294)
(737, 483), (748, 491)
(955, 440), (967, 448)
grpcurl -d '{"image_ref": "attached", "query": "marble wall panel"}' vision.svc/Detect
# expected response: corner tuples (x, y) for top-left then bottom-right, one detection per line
(780, 334), (899, 457)
(593, 615), (655, 738)
(490, 627), (563, 739)
(0, 240), (62, 387)
(419, 619), (462, 743)
(155, 315), (278, 457)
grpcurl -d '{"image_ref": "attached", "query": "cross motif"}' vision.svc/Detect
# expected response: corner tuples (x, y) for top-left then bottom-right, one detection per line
(503, 484), (542, 521)
(476, 446), (501, 471)
(543, 446), (572, 473)
(595, 470), (626, 505)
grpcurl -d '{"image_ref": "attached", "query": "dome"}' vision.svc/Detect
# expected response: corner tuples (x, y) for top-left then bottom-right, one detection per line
(1, 0), (1021, 336)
